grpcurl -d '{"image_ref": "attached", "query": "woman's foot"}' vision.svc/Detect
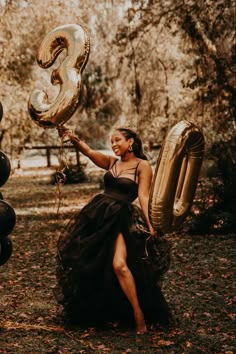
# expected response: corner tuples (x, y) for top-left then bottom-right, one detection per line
(134, 311), (147, 334)
(136, 326), (147, 335)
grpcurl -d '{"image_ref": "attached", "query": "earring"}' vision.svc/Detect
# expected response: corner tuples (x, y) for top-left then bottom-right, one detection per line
(128, 145), (133, 152)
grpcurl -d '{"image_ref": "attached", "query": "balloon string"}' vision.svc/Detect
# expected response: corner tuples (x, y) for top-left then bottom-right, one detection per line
(54, 137), (70, 235)
(47, 144), (66, 254)
(46, 137), (69, 256)
(55, 177), (63, 219)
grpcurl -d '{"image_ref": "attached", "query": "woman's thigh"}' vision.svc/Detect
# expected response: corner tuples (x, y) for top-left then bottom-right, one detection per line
(113, 232), (127, 266)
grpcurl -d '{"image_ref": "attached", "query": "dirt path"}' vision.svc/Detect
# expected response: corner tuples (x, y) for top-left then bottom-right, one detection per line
(0, 169), (235, 353)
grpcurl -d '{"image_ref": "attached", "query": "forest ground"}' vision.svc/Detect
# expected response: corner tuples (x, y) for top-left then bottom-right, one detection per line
(0, 167), (235, 354)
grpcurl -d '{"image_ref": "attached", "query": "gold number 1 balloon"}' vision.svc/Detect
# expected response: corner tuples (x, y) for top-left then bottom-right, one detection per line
(149, 120), (205, 234)
(28, 24), (90, 128)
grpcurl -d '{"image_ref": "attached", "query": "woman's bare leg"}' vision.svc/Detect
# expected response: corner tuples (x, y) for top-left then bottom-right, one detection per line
(113, 232), (147, 333)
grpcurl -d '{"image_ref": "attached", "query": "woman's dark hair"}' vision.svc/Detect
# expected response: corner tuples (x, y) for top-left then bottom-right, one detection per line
(116, 127), (148, 160)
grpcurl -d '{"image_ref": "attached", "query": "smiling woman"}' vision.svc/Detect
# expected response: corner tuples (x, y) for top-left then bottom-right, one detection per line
(55, 126), (172, 333)
(111, 128), (147, 161)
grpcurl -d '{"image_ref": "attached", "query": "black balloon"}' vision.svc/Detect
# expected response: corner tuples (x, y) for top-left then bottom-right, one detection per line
(0, 237), (12, 266)
(0, 101), (3, 122)
(0, 150), (11, 187)
(0, 199), (16, 237)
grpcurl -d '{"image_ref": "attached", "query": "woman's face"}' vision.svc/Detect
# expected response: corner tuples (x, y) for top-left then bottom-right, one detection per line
(111, 130), (133, 156)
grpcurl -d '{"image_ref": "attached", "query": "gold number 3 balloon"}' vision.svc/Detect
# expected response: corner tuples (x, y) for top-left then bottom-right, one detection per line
(149, 120), (205, 234)
(28, 24), (90, 128)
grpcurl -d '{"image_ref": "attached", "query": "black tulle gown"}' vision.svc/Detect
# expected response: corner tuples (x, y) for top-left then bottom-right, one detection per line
(56, 162), (172, 328)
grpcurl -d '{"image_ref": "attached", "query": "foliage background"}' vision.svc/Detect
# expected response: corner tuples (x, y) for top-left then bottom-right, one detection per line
(0, 0), (235, 148)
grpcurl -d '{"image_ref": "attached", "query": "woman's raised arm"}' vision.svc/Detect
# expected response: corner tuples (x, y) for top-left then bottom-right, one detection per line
(57, 126), (115, 170)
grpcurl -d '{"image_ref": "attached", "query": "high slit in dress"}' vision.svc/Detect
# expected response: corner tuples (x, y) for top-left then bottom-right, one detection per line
(55, 159), (172, 327)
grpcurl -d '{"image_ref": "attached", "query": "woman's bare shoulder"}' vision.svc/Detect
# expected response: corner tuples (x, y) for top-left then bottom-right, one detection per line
(137, 159), (152, 174)
(138, 159), (151, 168)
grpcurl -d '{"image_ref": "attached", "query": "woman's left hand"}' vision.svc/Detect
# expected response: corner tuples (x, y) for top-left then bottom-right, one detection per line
(148, 224), (158, 237)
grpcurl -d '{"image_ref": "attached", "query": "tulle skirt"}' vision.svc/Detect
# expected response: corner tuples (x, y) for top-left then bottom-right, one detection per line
(55, 193), (172, 327)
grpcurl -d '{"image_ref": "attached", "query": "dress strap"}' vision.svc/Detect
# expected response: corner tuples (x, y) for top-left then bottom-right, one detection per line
(111, 159), (118, 167)
(110, 159), (118, 175)
(134, 161), (141, 182)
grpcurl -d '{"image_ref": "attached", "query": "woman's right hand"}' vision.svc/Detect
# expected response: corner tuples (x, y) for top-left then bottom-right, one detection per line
(57, 125), (72, 139)
(57, 125), (81, 147)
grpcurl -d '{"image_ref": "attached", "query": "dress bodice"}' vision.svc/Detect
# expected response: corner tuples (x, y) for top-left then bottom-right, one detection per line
(103, 171), (138, 203)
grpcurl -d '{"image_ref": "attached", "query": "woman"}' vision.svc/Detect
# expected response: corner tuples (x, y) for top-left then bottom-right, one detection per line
(56, 126), (172, 334)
